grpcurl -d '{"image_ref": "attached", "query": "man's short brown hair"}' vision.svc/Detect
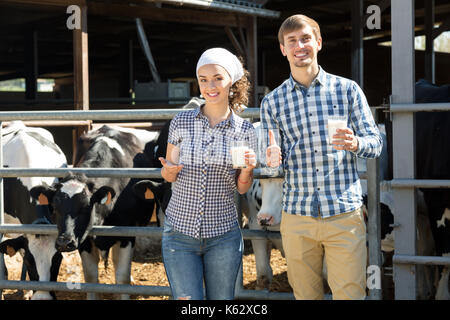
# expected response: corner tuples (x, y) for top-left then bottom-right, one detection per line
(278, 14), (321, 45)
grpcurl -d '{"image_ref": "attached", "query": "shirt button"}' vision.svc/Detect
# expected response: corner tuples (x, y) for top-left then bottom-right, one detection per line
(317, 187), (321, 191)
(313, 131), (316, 134)
(316, 169), (319, 172)
(315, 150), (318, 153)
(309, 113), (313, 116)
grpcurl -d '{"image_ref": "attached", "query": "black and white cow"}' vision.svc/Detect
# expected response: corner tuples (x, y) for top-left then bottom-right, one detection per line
(132, 98), (205, 225)
(415, 79), (450, 300)
(359, 124), (436, 299)
(0, 121), (67, 300)
(242, 177), (285, 290)
(239, 122), (285, 290)
(30, 125), (153, 300)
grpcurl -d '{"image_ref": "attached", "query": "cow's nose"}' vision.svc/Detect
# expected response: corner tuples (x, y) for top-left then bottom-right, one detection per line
(257, 214), (274, 227)
(55, 235), (77, 252)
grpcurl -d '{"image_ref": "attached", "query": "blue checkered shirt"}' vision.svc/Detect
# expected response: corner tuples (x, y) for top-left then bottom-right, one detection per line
(260, 67), (382, 218)
(166, 106), (257, 238)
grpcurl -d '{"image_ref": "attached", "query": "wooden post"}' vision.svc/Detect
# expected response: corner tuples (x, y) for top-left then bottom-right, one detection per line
(246, 16), (258, 108)
(25, 30), (38, 101)
(351, 0), (363, 88)
(120, 39), (134, 98)
(73, 3), (90, 164)
(425, 0), (435, 83)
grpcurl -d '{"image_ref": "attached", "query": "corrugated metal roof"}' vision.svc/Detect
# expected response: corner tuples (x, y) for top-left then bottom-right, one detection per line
(144, 0), (279, 18)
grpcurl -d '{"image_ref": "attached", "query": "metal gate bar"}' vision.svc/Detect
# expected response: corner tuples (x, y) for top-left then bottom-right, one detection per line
(0, 279), (293, 300)
(393, 255), (450, 266)
(0, 108), (260, 122)
(0, 225), (281, 241)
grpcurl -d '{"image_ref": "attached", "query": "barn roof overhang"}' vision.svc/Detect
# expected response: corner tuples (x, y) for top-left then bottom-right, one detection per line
(1, 0), (280, 18)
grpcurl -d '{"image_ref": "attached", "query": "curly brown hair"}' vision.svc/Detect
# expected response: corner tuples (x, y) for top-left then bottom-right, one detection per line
(229, 59), (251, 113)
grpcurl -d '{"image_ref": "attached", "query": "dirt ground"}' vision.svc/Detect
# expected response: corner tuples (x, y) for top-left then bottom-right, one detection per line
(2, 237), (292, 300)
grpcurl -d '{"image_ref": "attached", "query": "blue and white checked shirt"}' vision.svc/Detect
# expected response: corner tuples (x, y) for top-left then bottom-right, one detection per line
(166, 106), (257, 238)
(260, 67), (382, 218)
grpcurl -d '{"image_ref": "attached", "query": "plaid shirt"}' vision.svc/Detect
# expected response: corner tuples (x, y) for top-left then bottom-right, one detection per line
(166, 106), (257, 238)
(260, 67), (382, 218)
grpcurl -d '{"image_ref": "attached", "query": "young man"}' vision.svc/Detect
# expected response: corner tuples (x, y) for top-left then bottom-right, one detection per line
(261, 14), (382, 300)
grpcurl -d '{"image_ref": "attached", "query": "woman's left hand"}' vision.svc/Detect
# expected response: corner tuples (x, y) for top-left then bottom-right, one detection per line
(241, 148), (257, 173)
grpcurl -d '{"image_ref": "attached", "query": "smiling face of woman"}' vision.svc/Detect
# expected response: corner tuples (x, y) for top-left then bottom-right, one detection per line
(197, 64), (232, 108)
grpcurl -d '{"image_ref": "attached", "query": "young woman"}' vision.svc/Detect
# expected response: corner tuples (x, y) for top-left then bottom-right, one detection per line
(159, 48), (257, 300)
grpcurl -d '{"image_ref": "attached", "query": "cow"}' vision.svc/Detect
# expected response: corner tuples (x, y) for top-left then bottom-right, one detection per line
(241, 177), (285, 290)
(29, 125), (153, 300)
(132, 97), (205, 227)
(414, 79), (450, 300)
(0, 121), (67, 300)
(360, 79), (450, 300)
(237, 122), (284, 290)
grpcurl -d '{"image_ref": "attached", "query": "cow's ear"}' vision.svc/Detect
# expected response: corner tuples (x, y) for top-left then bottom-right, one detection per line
(92, 186), (116, 205)
(86, 181), (95, 193)
(133, 180), (164, 201)
(0, 236), (27, 257)
(30, 185), (56, 204)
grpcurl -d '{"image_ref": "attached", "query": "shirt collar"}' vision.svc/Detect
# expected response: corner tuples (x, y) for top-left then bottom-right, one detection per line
(194, 105), (236, 129)
(288, 65), (326, 91)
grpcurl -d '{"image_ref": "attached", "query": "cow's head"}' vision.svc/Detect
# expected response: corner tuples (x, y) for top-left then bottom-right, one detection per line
(0, 208), (63, 300)
(30, 174), (116, 252)
(250, 178), (283, 227)
(132, 179), (172, 226)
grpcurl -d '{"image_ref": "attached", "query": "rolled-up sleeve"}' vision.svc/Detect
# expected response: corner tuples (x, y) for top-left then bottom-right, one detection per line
(349, 81), (383, 159)
(260, 95), (287, 161)
(167, 114), (181, 146)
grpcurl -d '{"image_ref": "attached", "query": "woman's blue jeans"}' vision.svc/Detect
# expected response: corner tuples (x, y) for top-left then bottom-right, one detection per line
(162, 220), (243, 300)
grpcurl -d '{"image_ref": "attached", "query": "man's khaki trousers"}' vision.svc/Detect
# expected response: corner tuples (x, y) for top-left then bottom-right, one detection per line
(280, 208), (367, 300)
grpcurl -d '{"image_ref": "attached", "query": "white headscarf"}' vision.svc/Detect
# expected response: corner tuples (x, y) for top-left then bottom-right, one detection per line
(196, 48), (244, 85)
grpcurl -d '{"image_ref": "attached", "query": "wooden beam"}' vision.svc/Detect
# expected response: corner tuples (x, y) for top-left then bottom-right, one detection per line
(245, 16), (258, 108)
(73, 3), (89, 162)
(25, 30), (38, 100)
(87, 2), (241, 28)
(425, 0), (435, 83)
(224, 27), (245, 58)
(432, 16), (450, 39)
(73, 4), (89, 111)
(2, 0), (85, 6)
(351, 0), (363, 88)
(0, 72), (24, 82)
(119, 39), (134, 98)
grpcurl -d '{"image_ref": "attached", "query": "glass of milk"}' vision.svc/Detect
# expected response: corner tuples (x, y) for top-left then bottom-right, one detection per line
(231, 140), (248, 169)
(327, 116), (348, 145)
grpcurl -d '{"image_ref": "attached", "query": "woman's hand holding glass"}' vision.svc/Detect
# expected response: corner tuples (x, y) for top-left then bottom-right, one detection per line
(240, 148), (257, 173)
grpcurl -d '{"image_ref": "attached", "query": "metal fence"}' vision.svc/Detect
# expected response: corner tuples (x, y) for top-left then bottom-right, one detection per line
(0, 107), (297, 300)
(0, 106), (383, 300)
(389, 102), (450, 299)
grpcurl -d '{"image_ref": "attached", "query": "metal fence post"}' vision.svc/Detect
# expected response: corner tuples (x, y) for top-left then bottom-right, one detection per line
(367, 108), (382, 300)
(391, 0), (417, 300)
(0, 121), (5, 299)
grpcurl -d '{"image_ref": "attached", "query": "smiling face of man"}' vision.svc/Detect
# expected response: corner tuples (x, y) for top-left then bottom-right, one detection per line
(280, 24), (322, 70)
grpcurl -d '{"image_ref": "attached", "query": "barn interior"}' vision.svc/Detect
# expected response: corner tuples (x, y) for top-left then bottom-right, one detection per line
(0, 0), (449, 162)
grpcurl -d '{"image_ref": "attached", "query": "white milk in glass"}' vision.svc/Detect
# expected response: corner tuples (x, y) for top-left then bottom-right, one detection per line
(231, 141), (248, 169)
(327, 117), (347, 144)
